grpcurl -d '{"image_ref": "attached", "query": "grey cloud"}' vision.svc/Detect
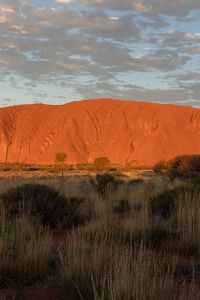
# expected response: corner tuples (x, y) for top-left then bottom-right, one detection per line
(178, 73), (200, 81)
(76, 80), (200, 106)
(71, 0), (200, 16)
(160, 30), (200, 47)
(0, 98), (12, 107)
(164, 72), (200, 82)
(131, 49), (190, 72)
(184, 45), (200, 54)
(176, 15), (200, 23)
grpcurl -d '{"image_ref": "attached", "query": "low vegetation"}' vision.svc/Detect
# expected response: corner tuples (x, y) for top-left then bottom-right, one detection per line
(154, 154), (200, 178)
(93, 156), (111, 173)
(1, 155), (200, 299)
(0, 183), (92, 229)
(0, 208), (52, 288)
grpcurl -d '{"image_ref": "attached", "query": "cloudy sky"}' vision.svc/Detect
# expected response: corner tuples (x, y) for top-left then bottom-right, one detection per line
(0, 0), (200, 107)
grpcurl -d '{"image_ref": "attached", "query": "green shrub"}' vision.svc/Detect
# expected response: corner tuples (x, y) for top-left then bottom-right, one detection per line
(0, 184), (89, 229)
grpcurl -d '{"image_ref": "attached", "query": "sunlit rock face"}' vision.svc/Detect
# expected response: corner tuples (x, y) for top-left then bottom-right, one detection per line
(0, 99), (200, 166)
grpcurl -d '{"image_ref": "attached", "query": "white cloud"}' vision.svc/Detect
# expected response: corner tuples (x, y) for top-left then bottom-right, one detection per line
(55, 0), (72, 4)
(109, 17), (119, 20)
(133, 2), (151, 13)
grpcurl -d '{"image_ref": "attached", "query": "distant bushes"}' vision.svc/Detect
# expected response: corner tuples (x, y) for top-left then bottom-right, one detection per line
(93, 157), (111, 173)
(76, 162), (120, 173)
(0, 162), (40, 172)
(154, 155), (200, 178)
(0, 184), (91, 229)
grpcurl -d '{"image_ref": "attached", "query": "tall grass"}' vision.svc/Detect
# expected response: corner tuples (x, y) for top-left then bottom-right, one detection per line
(1, 174), (200, 299)
(172, 189), (200, 256)
(59, 231), (179, 300)
(0, 205), (52, 286)
(176, 190), (200, 237)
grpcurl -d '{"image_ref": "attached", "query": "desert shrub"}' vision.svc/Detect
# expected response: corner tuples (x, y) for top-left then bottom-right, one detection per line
(149, 183), (200, 218)
(0, 208), (52, 287)
(127, 178), (144, 187)
(90, 173), (119, 198)
(109, 167), (117, 172)
(133, 202), (142, 211)
(147, 223), (176, 250)
(153, 160), (168, 173)
(25, 166), (39, 171)
(168, 155), (200, 178)
(0, 163), (42, 173)
(177, 238), (200, 257)
(113, 199), (131, 214)
(48, 165), (60, 173)
(93, 157), (111, 173)
(0, 184), (90, 229)
(149, 183), (200, 256)
(153, 155), (200, 178)
(76, 163), (96, 172)
(171, 189), (200, 256)
(149, 188), (179, 218)
(76, 163), (86, 171)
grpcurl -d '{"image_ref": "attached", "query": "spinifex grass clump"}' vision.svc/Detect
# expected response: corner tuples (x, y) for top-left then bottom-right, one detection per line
(149, 184), (200, 219)
(0, 183), (91, 229)
(0, 206), (52, 287)
(170, 188), (200, 256)
(59, 230), (179, 300)
(148, 182), (200, 256)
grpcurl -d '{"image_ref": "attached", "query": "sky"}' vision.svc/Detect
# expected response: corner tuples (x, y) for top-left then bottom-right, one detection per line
(0, 0), (200, 107)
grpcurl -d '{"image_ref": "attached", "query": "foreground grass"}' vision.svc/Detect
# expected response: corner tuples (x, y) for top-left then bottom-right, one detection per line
(0, 173), (200, 299)
(0, 207), (52, 288)
(59, 235), (177, 300)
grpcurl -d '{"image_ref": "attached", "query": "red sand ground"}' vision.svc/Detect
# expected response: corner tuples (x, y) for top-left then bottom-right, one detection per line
(0, 98), (200, 166)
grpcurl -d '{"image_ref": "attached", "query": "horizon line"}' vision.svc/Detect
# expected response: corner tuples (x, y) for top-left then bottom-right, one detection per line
(1, 98), (200, 110)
